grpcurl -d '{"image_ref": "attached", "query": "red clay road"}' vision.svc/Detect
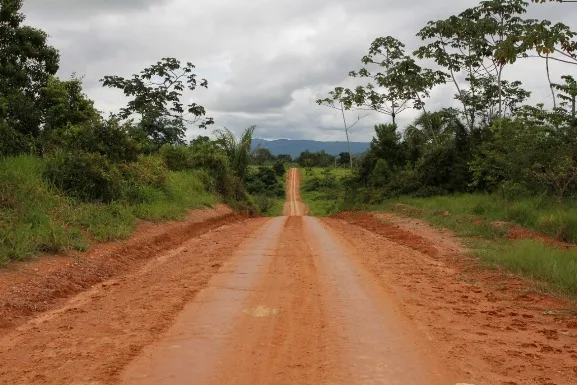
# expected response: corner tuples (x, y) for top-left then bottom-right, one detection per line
(0, 168), (576, 384)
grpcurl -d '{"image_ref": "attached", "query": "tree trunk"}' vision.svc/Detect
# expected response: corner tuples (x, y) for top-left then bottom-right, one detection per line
(345, 128), (353, 169)
(498, 65), (503, 118)
(546, 54), (557, 109)
(340, 103), (353, 169)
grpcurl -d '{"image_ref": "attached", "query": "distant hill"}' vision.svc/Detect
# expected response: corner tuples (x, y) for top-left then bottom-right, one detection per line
(252, 138), (370, 158)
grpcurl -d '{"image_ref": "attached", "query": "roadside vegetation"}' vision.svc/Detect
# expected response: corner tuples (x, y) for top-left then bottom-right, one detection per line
(300, 166), (350, 216)
(312, 0), (577, 295)
(0, 1), (278, 263)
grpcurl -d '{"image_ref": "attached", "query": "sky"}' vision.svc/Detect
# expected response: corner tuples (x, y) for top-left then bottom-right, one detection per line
(21, 0), (577, 143)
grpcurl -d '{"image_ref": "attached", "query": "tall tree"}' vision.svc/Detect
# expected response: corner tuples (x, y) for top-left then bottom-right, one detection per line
(0, 0), (60, 137)
(101, 58), (214, 149)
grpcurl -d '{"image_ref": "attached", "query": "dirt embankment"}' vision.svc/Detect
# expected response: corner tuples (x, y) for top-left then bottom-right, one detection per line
(0, 209), (265, 385)
(0, 204), (241, 334)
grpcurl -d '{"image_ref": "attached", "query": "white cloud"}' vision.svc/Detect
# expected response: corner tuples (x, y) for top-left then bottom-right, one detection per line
(20, 0), (577, 142)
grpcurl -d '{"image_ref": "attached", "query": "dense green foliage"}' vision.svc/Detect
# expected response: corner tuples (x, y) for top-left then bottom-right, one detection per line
(318, 0), (577, 210)
(300, 168), (350, 216)
(0, 1), (267, 262)
(244, 165), (286, 214)
(0, 155), (216, 263)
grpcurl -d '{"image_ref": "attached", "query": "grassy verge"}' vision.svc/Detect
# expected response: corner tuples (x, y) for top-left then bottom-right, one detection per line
(300, 167), (351, 216)
(0, 155), (217, 264)
(373, 197), (577, 297)
(376, 194), (577, 243)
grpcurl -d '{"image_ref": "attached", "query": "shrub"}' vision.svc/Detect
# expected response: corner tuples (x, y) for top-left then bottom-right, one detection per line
(44, 150), (124, 203)
(160, 144), (193, 171)
(273, 161), (285, 177)
(41, 120), (140, 163)
(245, 167), (285, 198)
(118, 156), (168, 203)
(253, 195), (274, 213)
(0, 121), (34, 157)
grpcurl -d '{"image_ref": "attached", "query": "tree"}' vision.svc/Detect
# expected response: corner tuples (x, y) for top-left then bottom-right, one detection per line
(0, 0), (60, 138)
(315, 98), (367, 168)
(39, 76), (100, 134)
(101, 58), (214, 148)
(252, 147), (275, 165)
(357, 124), (406, 186)
(322, 37), (445, 127)
(319, 36), (446, 150)
(553, 75), (577, 119)
(214, 126), (256, 181)
(337, 152), (351, 167)
(276, 154), (293, 163)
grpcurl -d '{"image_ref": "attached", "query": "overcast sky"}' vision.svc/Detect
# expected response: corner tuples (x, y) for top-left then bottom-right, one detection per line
(22, 0), (577, 142)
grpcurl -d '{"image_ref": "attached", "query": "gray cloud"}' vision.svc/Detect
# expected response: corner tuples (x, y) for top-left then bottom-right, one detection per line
(19, 0), (577, 142)
(23, 0), (165, 15)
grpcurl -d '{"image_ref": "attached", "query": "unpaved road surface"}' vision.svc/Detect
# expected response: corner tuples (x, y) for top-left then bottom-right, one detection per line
(1, 169), (576, 384)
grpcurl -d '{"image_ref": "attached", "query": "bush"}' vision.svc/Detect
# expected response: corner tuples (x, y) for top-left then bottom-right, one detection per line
(253, 195), (274, 213)
(118, 156), (167, 203)
(0, 121), (34, 157)
(273, 161), (285, 177)
(245, 167), (285, 198)
(44, 151), (169, 204)
(41, 120), (140, 163)
(160, 144), (193, 171)
(44, 150), (124, 203)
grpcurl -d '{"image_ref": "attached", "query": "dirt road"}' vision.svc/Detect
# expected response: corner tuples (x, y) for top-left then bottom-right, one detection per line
(1, 168), (576, 384)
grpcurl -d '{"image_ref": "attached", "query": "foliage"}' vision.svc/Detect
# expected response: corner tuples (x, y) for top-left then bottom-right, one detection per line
(215, 126), (256, 181)
(0, 0), (60, 138)
(244, 166), (285, 198)
(252, 147), (275, 165)
(300, 168), (350, 216)
(295, 150), (335, 168)
(0, 155), (216, 263)
(101, 58), (214, 150)
(318, 37), (446, 126)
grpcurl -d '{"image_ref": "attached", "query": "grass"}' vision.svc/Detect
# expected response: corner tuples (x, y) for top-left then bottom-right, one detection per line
(378, 194), (577, 243)
(370, 194), (577, 297)
(473, 240), (577, 296)
(300, 167), (351, 216)
(0, 155), (217, 263)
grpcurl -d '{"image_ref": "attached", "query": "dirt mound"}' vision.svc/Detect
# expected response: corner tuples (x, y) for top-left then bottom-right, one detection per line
(333, 211), (439, 257)
(0, 204), (242, 334)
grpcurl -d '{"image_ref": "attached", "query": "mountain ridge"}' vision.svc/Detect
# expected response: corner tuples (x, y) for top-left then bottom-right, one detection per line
(252, 138), (370, 158)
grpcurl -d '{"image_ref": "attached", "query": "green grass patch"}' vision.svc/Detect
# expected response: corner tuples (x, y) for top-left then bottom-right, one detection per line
(374, 194), (577, 243)
(474, 240), (577, 297)
(0, 155), (217, 263)
(300, 167), (351, 216)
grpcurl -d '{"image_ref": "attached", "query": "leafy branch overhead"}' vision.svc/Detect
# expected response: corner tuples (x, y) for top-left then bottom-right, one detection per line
(101, 58), (214, 129)
(317, 36), (447, 126)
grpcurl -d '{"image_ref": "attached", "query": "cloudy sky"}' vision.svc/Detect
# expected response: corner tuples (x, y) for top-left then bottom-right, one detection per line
(22, 0), (577, 142)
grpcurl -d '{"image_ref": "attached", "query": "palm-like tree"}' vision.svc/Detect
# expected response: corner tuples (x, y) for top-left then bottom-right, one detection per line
(214, 125), (256, 180)
(405, 110), (459, 146)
